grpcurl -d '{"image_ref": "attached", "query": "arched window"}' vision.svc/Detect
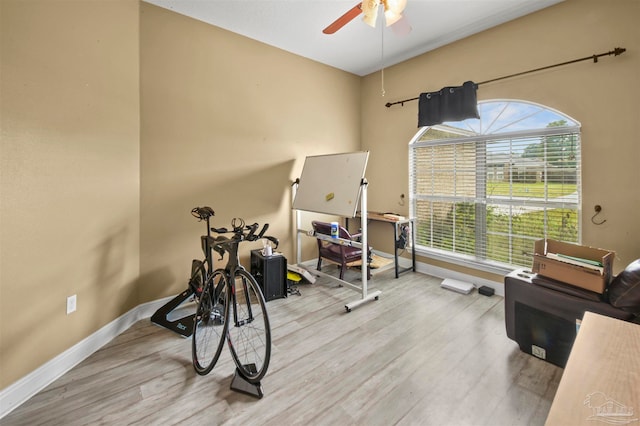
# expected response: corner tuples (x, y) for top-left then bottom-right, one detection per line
(409, 100), (581, 273)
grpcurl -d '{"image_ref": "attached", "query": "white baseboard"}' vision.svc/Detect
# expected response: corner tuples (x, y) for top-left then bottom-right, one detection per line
(414, 260), (504, 297)
(0, 296), (171, 420)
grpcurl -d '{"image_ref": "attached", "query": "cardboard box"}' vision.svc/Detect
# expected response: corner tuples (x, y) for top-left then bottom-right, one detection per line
(532, 239), (614, 294)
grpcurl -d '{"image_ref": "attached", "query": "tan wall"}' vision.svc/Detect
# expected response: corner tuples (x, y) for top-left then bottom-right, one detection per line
(139, 3), (361, 301)
(0, 0), (140, 388)
(361, 0), (640, 277)
(2, 0), (638, 398)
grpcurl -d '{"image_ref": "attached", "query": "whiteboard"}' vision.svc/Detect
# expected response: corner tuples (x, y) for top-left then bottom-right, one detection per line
(293, 152), (369, 217)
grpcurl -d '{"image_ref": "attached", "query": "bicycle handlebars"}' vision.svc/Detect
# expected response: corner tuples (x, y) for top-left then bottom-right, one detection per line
(257, 223), (269, 239)
(210, 218), (279, 259)
(191, 207), (280, 261)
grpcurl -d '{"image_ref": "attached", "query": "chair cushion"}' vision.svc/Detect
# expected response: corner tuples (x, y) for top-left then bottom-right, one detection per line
(312, 220), (368, 265)
(608, 259), (640, 314)
(321, 244), (362, 260)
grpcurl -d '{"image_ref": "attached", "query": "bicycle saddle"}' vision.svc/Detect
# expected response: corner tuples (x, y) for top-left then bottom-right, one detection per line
(191, 206), (215, 220)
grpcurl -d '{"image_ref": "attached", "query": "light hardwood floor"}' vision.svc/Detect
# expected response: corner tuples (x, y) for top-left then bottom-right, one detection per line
(3, 267), (562, 425)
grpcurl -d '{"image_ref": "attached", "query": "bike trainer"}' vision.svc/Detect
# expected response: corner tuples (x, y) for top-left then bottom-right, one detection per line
(150, 288), (196, 338)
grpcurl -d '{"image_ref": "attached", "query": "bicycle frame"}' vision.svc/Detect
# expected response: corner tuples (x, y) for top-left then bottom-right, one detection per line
(213, 238), (255, 329)
(199, 215), (215, 279)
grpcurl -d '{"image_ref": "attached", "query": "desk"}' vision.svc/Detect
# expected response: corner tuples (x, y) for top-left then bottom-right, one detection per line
(545, 312), (640, 426)
(346, 212), (415, 278)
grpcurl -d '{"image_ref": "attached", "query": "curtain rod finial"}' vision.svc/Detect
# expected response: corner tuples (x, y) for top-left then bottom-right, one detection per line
(614, 47), (626, 56)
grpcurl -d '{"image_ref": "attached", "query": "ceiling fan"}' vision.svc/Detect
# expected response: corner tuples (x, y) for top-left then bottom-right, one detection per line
(323, 0), (410, 35)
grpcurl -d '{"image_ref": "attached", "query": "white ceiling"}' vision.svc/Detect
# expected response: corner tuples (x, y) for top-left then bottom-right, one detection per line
(143, 0), (563, 76)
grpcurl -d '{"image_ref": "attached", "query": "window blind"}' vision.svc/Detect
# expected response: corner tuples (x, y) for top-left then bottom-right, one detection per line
(410, 114), (581, 270)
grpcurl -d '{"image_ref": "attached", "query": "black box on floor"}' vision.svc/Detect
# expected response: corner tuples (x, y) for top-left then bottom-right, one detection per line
(478, 285), (494, 296)
(250, 250), (287, 301)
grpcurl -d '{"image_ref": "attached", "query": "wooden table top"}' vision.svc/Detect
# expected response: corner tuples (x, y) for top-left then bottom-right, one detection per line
(354, 211), (409, 223)
(545, 311), (640, 426)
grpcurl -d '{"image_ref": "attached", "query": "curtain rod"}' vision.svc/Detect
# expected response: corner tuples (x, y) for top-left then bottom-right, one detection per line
(384, 47), (626, 108)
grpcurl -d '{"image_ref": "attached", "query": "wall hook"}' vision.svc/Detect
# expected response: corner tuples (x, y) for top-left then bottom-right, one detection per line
(591, 205), (606, 225)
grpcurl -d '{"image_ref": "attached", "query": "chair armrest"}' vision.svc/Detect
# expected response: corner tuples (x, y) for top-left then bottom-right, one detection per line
(532, 274), (602, 302)
(349, 233), (364, 243)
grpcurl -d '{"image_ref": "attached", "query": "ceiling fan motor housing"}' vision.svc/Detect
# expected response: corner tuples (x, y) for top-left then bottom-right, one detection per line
(363, 0), (407, 28)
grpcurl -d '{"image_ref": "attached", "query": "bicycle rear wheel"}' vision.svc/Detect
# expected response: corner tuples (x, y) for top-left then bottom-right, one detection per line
(189, 259), (206, 302)
(192, 269), (228, 375)
(227, 269), (271, 383)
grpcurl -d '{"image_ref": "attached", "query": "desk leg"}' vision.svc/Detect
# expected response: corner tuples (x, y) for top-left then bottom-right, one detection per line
(392, 223), (399, 278)
(347, 217), (414, 278)
(395, 220), (415, 276)
(411, 219), (416, 272)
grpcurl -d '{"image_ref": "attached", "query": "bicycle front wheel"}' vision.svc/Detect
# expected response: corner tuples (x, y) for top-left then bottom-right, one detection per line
(227, 269), (271, 383)
(192, 269), (229, 375)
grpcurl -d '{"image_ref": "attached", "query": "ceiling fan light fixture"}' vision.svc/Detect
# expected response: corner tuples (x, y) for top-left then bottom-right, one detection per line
(323, 0), (410, 34)
(385, 0), (407, 15)
(384, 9), (402, 27)
(362, 0), (380, 27)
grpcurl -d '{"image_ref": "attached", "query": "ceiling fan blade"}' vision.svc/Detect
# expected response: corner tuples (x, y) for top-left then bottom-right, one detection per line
(390, 15), (412, 36)
(322, 3), (363, 34)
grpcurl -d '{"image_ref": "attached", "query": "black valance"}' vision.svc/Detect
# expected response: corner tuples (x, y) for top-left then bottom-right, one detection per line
(417, 81), (479, 127)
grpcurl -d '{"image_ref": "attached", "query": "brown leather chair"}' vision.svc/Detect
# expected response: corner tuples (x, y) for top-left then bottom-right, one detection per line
(504, 268), (637, 367)
(311, 220), (371, 280)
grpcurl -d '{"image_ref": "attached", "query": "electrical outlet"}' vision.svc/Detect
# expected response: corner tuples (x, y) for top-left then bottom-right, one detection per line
(531, 345), (546, 360)
(67, 294), (77, 315)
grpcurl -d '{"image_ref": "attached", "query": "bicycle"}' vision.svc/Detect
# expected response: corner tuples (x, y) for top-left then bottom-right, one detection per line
(150, 206), (216, 337)
(192, 217), (278, 387)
